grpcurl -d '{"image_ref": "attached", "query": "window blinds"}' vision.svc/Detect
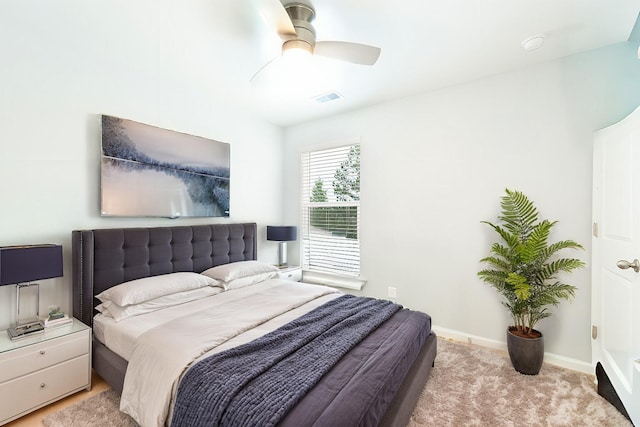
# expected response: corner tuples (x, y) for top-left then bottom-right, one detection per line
(301, 145), (360, 277)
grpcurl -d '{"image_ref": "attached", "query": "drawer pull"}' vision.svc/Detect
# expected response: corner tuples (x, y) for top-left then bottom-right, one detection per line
(40, 383), (46, 388)
(40, 350), (46, 355)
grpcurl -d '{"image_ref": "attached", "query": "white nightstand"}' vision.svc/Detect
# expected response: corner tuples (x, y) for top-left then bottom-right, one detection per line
(278, 266), (302, 282)
(0, 318), (91, 425)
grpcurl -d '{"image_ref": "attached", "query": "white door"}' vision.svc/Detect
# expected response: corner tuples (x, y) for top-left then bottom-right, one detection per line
(592, 106), (640, 425)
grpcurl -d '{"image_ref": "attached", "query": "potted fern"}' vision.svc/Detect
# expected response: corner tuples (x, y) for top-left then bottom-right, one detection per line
(478, 189), (585, 375)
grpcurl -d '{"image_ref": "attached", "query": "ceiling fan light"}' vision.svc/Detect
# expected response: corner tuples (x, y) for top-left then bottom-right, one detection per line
(282, 39), (313, 57)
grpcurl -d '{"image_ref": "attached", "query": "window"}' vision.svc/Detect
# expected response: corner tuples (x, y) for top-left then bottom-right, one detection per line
(301, 144), (360, 277)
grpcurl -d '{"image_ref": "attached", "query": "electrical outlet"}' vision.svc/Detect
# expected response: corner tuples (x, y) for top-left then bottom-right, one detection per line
(387, 286), (397, 298)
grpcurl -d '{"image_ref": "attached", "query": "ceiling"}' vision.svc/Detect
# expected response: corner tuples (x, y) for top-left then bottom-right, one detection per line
(109, 0), (640, 127)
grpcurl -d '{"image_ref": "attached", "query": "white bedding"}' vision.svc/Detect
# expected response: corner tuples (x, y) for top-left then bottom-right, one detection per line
(97, 279), (341, 427)
(93, 287), (226, 361)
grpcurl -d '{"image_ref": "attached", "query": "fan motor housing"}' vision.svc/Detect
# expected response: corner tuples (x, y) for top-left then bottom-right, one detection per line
(284, 2), (316, 51)
(285, 2), (314, 22)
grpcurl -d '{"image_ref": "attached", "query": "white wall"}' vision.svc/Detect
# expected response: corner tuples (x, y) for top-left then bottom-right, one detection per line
(0, 3), (284, 330)
(3, 1), (639, 367)
(283, 41), (640, 365)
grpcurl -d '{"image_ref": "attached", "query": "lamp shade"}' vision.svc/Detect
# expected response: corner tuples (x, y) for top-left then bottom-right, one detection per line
(267, 226), (297, 242)
(0, 245), (63, 286)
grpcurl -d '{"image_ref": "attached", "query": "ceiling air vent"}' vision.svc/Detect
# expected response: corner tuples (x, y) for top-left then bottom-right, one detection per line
(314, 92), (343, 104)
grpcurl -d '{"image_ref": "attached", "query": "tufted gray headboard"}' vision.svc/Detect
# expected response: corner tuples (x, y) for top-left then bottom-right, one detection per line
(72, 223), (257, 327)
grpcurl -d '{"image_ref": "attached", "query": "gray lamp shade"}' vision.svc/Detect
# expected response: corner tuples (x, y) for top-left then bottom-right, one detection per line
(0, 245), (63, 286)
(267, 226), (297, 242)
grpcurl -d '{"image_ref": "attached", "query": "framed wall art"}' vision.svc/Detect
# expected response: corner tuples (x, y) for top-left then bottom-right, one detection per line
(100, 115), (230, 218)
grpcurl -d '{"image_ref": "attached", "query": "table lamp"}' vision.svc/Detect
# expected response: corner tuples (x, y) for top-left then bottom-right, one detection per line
(267, 226), (297, 268)
(0, 244), (63, 339)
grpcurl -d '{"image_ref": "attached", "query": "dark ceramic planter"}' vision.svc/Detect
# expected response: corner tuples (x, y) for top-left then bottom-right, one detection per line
(506, 327), (544, 375)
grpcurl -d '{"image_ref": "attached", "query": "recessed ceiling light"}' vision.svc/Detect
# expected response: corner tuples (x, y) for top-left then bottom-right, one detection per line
(521, 35), (545, 51)
(313, 92), (343, 103)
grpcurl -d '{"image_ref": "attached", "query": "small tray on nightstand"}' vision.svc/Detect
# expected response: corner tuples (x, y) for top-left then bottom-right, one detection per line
(277, 266), (302, 282)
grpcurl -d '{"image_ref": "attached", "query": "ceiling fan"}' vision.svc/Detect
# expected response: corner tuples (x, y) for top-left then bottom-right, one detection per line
(252, 0), (381, 81)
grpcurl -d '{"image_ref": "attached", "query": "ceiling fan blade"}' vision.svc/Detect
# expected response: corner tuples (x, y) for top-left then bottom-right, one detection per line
(314, 41), (381, 66)
(254, 0), (296, 38)
(250, 55), (281, 83)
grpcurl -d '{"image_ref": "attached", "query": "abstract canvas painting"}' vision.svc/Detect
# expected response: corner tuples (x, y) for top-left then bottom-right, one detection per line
(100, 115), (230, 218)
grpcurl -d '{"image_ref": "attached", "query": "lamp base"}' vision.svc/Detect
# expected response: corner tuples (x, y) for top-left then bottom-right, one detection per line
(8, 320), (44, 340)
(278, 241), (288, 268)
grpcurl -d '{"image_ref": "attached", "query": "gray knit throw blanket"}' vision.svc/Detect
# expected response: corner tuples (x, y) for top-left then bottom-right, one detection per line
(171, 294), (401, 427)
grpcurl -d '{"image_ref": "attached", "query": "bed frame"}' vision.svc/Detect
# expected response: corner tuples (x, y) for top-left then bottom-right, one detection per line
(72, 222), (436, 426)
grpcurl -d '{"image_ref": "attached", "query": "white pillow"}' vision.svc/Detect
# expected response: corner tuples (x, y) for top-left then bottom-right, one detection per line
(200, 260), (278, 282)
(96, 286), (223, 322)
(96, 272), (221, 306)
(223, 271), (278, 291)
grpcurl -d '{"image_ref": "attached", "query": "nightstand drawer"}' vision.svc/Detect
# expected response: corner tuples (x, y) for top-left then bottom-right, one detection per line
(0, 330), (90, 382)
(0, 354), (89, 422)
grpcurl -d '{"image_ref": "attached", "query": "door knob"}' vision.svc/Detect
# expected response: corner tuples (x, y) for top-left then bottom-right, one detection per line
(616, 259), (640, 273)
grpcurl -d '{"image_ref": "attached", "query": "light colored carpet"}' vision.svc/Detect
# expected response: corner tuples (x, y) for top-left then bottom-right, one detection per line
(43, 338), (632, 427)
(408, 339), (632, 427)
(42, 388), (136, 427)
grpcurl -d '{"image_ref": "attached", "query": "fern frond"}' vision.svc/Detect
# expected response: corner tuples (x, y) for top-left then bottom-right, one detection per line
(499, 189), (539, 238)
(481, 222), (520, 249)
(478, 269), (508, 282)
(534, 282), (577, 305)
(489, 243), (513, 261)
(538, 258), (586, 280)
(479, 255), (512, 272)
(506, 272), (530, 300)
(519, 220), (554, 263)
(543, 240), (584, 258)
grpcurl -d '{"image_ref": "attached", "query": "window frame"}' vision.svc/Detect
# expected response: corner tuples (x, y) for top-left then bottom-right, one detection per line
(300, 143), (362, 280)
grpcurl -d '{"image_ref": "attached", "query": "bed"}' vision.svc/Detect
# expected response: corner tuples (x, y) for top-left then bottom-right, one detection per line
(72, 223), (437, 427)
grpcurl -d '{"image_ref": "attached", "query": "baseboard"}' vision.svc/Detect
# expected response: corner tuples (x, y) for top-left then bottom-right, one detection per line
(432, 326), (593, 375)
